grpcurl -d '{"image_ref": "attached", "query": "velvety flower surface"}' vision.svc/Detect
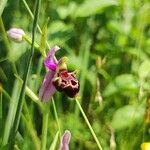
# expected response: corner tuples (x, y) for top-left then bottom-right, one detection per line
(7, 28), (25, 42)
(60, 130), (71, 150)
(53, 70), (79, 98)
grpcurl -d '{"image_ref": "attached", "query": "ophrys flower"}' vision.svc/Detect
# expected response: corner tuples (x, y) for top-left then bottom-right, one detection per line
(39, 46), (79, 102)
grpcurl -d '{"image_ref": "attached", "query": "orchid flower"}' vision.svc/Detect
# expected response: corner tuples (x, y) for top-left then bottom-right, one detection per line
(59, 130), (71, 150)
(39, 46), (79, 102)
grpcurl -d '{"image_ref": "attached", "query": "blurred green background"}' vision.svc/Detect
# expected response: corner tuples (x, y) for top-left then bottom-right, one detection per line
(1, 0), (150, 149)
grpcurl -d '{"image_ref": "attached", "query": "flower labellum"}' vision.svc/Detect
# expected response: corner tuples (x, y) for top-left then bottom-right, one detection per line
(7, 28), (25, 42)
(60, 130), (71, 150)
(39, 46), (79, 102)
(53, 69), (79, 98)
(52, 57), (79, 98)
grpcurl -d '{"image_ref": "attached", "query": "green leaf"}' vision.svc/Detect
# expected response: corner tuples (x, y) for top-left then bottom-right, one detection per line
(139, 3), (150, 27)
(75, 0), (117, 18)
(111, 105), (145, 130)
(57, 2), (77, 19)
(67, 55), (80, 71)
(103, 74), (139, 97)
(138, 60), (150, 78)
(48, 21), (73, 46)
(8, 42), (28, 62)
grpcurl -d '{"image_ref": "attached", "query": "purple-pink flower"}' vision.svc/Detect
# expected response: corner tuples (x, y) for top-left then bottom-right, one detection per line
(60, 130), (71, 150)
(39, 46), (59, 102)
(7, 28), (25, 42)
(39, 46), (79, 102)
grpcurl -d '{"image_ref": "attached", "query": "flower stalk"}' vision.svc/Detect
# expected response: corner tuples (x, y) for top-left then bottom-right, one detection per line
(41, 104), (49, 150)
(52, 98), (61, 140)
(75, 98), (103, 150)
(23, 34), (40, 50)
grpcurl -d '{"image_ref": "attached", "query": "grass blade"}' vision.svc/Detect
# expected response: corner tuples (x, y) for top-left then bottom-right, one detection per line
(0, 0), (8, 17)
(8, 0), (41, 148)
(49, 131), (59, 150)
(2, 79), (21, 146)
(75, 98), (103, 150)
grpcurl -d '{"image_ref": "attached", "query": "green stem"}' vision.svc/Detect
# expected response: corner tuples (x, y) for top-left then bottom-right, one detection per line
(0, 17), (19, 75)
(22, 102), (41, 150)
(23, 34), (39, 49)
(25, 86), (43, 109)
(0, 17), (11, 52)
(22, 0), (60, 142)
(0, 92), (2, 148)
(23, 35), (47, 57)
(41, 106), (49, 150)
(14, 73), (43, 109)
(22, 0), (50, 49)
(0, 0), (8, 17)
(8, 0), (41, 148)
(0, 87), (11, 102)
(0, 91), (2, 128)
(75, 38), (91, 116)
(75, 99), (103, 150)
(52, 98), (61, 141)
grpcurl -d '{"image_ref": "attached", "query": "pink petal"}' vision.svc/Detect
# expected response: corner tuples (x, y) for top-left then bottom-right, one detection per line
(44, 46), (60, 71)
(39, 71), (56, 102)
(60, 130), (71, 150)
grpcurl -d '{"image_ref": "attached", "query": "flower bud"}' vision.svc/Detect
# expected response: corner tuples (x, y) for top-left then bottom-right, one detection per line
(7, 28), (25, 42)
(44, 46), (60, 71)
(60, 130), (71, 150)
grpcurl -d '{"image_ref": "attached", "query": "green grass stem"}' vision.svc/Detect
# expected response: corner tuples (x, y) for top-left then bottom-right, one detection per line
(21, 1), (61, 140)
(0, 92), (2, 120)
(23, 34), (40, 50)
(0, 87), (11, 102)
(41, 105), (49, 150)
(22, 102), (41, 150)
(52, 98), (61, 141)
(49, 131), (59, 150)
(22, 0), (50, 50)
(8, 0), (41, 148)
(75, 99), (103, 150)
(0, 17), (11, 52)
(75, 38), (91, 116)
(2, 80), (21, 146)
